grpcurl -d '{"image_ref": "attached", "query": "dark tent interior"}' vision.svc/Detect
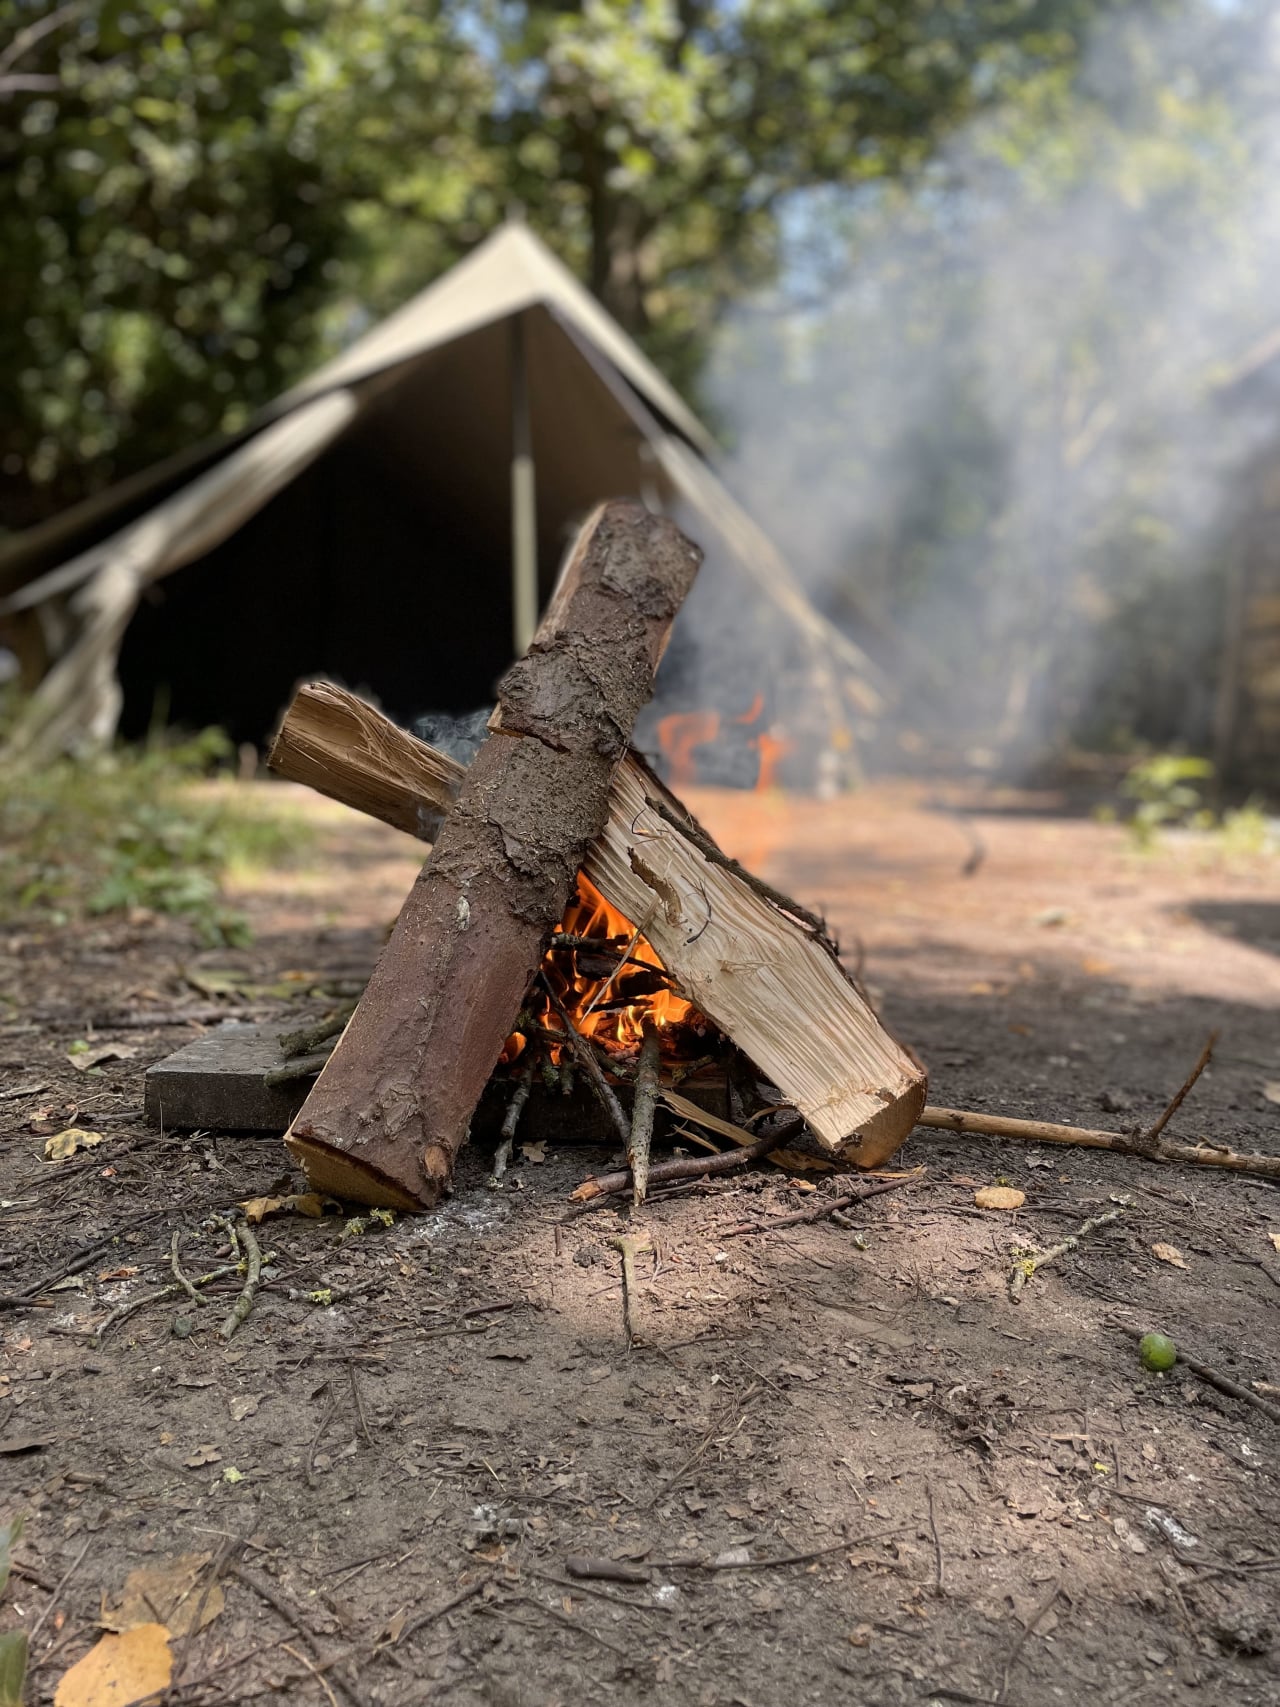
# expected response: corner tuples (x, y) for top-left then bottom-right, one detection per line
(115, 306), (661, 744)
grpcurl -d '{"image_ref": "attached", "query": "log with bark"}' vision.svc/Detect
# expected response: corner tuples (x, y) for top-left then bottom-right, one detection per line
(279, 502), (702, 1209)
(270, 691), (928, 1209)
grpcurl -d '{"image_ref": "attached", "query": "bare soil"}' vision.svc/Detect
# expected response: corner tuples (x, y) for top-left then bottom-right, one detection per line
(2, 779), (1278, 1707)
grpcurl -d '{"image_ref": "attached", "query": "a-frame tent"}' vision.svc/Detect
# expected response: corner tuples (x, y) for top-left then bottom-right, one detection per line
(0, 222), (879, 765)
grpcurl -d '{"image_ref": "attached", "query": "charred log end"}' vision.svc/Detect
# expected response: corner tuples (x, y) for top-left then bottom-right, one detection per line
(283, 1129), (426, 1211)
(836, 1076), (930, 1170)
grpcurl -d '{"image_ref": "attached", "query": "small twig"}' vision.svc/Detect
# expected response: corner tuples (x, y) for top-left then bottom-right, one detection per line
(629, 1022), (661, 1207)
(571, 1113), (804, 1203)
(218, 1220), (262, 1340)
(393, 1579), (486, 1647)
(231, 1565), (363, 1707)
(926, 1481), (945, 1598)
(26, 1538), (90, 1647)
(277, 1007), (355, 1060)
(170, 1230), (205, 1307)
(649, 1521), (918, 1572)
(1008, 1205), (1127, 1300)
(1142, 1030), (1218, 1147)
(997, 1577), (1061, 1702)
(1114, 1322), (1280, 1425)
(96, 1262), (243, 1340)
(494, 1051), (537, 1180)
(306, 1389), (337, 1487)
(347, 1358), (375, 1449)
(0, 1209), (162, 1311)
(722, 1173), (916, 1236)
(283, 1642), (340, 1707)
(539, 973), (630, 1145)
(264, 1048), (333, 1086)
(608, 1231), (653, 1348)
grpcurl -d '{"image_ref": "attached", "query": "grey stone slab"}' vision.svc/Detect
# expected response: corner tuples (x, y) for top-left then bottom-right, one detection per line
(145, 1023), (306, 1133)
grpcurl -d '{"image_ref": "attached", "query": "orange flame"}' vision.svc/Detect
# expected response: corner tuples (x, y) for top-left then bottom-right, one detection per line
(504, 875), (706, 1064)
(751, 728), (794, 790)
(656, 710), (720, 789)
(734, 692), (765, 726)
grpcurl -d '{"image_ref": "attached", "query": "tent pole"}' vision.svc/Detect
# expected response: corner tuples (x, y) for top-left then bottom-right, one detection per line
(510, 311), (539, 654)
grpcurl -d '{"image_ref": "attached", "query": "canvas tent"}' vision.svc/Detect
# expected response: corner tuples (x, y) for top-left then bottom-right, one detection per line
(0, 222), (879, 766)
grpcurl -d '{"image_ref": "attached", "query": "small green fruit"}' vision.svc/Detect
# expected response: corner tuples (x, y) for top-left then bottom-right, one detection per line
(1139, 1331), (1177, 1372)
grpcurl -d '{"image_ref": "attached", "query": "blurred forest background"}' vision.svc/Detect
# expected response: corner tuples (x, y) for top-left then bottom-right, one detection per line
(3, 0), (1280, 783)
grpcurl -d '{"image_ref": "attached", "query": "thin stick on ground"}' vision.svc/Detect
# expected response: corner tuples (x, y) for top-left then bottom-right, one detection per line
(540, 973), (630, 1146)
(26, 1538), (91, 1648)
(1114, 1322), (1280, 1425)
(570, 1114), (805, 1203)
(494, 1051), (537, 1180)
(608, 1230), (653, 1348)
(1143, 1030), (1218, 1147)
(916, 1106), (1280, 1180)
(722, 1173), (918, 1236)
(629, 1022), (661, 1207)
(997, 1577), (1061, 1703)
(170, 1230), (205, 1307)
(1009, 1204), (1128, 1300)
(218, 1219), (262, 1341)
(926, 1481), (945, 1598)
(96, 1262), (244, 1339)
(0, 1209), (163, 1312)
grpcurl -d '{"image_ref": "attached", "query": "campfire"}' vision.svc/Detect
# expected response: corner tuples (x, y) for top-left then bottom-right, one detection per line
(265, 501), (928, 1211)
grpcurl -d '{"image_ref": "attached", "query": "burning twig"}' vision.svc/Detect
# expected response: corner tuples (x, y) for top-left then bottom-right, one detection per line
(628, 1022), (661, 1206)
(539, 972), (630, 1147)
(576, 904), (657, 1025)
(1008, 1202), (1129, 1300)
(570, 1113), (805, 1202)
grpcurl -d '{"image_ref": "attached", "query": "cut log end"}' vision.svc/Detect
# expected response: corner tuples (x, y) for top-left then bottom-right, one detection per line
(837, 1076), (929, 1169)
(283, 1130), (430, 1212)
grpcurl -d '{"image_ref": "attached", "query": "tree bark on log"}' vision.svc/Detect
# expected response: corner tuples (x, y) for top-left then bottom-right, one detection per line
(282, 502), (702, 1209)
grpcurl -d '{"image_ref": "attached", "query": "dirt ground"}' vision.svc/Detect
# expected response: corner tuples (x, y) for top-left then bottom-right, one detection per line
(2, 778), (1279, 1707)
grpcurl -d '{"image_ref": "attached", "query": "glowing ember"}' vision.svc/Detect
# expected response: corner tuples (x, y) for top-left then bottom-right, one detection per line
(504, 875), (710, 1065)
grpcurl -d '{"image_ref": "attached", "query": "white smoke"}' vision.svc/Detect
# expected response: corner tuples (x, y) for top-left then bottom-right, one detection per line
(692, 0), (1280, 778)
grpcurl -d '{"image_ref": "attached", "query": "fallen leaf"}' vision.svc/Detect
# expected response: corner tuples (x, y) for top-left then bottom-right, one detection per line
(1151, 1243), (1187, 1269)
(1263, 1082), (1280, 1105)
(184, 1445), (221, 1469)
(43, 1128), (105, 1162)
(96, 1266), (138, 1282)
(102, 1556), (223, 1640)
(54, 1624), (172, 1707)
(66, 1045), (135, 1074)
(518, 1140), (547, 1164)
(712, 1546), (751, 1567)
(1269, 1233), (1280, 1254)
(228, 1395), (262, 1422)
(975, 1186), (1026, 1210)
(238, 1192), (333, 1224)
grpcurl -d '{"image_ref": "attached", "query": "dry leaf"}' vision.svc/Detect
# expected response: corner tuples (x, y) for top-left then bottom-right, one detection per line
(518, 1140), (547, 1164)
(239, 1192), (332, 1224)
(184, 1445), (221, 1468)
(54, 1623), (172, 1707)
(1151, 1243), (1188, 1269)
(975, 1186), (1025, 1211)
(228, 1395), (262, 1422)
(43, 1129), (105, 1162)
(1269, 1233), (1280, 1254)
(102, 1556), (223, 1640)
(66, 1044), (136, 1074)
(1262, 1082), (1280, 1105)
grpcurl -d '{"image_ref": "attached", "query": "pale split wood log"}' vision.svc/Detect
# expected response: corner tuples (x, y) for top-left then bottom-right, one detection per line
(270, 696), (927, 1193)
(281, 501), (702, 1209)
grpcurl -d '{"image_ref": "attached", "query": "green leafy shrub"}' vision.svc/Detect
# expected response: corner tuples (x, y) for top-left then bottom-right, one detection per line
(0, 728), (308, 945)
(1121, 753), (1215, 848)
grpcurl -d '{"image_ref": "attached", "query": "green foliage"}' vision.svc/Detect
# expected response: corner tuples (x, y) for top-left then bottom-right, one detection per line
(0, 1515), (25, 1707)
(1122, 753), (1214, 847)
(0, 0), (1111, 530)
(0, 725), (308, 943)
